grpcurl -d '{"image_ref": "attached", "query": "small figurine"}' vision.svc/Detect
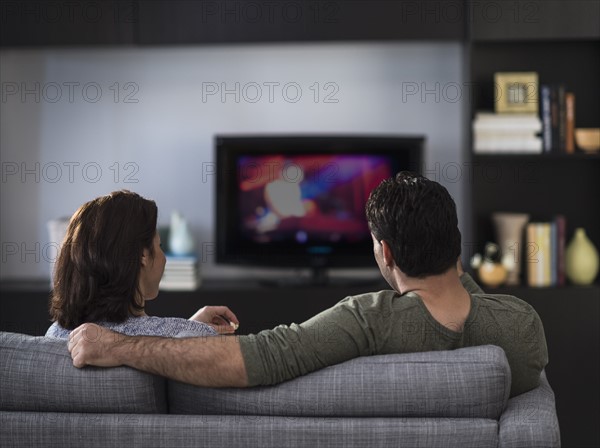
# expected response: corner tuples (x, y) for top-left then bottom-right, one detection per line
(471, 242), (508, 288)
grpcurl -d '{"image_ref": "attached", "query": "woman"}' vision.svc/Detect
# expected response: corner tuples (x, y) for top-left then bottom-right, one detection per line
(46, 190), (238, 338)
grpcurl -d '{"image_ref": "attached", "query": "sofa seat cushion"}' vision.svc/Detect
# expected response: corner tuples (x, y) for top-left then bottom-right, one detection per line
(0, 411), (500, 448)
(0, 332), (167, 413)
(169, 345), (511, 419)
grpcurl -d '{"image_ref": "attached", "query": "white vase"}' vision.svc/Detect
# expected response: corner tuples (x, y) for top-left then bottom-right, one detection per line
(169, 211), (195, 256)
(491, 212), (530, 285)
(565, 228), (599, 285)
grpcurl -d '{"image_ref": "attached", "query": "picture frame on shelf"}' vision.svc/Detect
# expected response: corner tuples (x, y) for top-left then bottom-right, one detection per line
(494, 72), (539, 114)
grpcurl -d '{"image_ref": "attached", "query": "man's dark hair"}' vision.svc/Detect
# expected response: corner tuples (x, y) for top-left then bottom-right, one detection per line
(365, 171), (461, 277)
(49, 190), (157, 329)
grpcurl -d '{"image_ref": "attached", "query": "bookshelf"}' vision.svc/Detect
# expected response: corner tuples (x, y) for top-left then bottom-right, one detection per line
(467, 4), (600, 445)
(468, 39), (600, 289)
(470, 153), (600, 272)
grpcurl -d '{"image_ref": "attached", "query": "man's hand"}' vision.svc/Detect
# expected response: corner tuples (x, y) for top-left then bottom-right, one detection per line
(189, 306), (240, 334)
(68, 323), (128, 368)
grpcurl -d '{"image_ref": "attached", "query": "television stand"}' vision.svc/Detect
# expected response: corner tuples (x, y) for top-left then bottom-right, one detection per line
(258, 267), (384, 288)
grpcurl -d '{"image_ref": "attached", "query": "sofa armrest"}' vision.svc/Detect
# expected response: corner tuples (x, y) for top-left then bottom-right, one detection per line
(499, 370), (560, 448)
(0, 332), (167, 414)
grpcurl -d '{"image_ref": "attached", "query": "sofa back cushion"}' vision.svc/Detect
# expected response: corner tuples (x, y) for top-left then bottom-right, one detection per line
(169, 345), (511, 419)
(0, 332), (167, 413)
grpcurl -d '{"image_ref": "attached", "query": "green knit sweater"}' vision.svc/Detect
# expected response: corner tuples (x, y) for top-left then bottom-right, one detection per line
(239, 273), (548, 397)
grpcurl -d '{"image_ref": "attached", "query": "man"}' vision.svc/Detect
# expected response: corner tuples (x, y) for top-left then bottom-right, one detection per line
(68, 171), (548, 397)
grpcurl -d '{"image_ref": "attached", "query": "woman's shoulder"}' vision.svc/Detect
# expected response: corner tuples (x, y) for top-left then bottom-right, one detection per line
(45, 321), (70, 339)
(44, 316), (218, 339)
(100, 316), (217, 338)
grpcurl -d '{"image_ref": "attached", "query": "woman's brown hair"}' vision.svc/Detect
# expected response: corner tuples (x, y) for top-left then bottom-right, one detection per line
(50, 190), (158, 329)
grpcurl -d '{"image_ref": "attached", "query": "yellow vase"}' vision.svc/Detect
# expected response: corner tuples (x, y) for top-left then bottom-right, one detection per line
(565, 228), (599, 285)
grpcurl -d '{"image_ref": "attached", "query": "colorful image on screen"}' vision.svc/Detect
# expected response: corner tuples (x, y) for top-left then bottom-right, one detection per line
(237, 154), (392, 245)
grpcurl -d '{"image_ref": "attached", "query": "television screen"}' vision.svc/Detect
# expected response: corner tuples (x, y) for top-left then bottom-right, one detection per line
(238, 154), (392, 245)
(216, 136), (424, 270)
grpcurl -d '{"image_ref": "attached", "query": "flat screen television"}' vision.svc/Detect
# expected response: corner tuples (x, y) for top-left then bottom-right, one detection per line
(215, 135), (424, 283)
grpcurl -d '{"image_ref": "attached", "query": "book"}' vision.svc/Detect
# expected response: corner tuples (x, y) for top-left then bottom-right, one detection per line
(473, 130), (541, 139)
(565, 93), (575, 154)
(527, 222), (553, 287)
(550, 222), (557, 286)
(473, 113), (542, 132)
(161, 253), (201, 290)
(159, 278), (201, 291)
(474, 136), (542, 153)
(526, 223), (538, 287)
(549, 85), (567, 153)
(165, 254), (198, 265)
(164, 264), (198, 273)
(555, 215), (567, 286)
(538, 223), (552, 287)
(550, 86), (559, 153)
(162, 270), (199, 280)
(540, 85), (552, 152)
(558, 86), (566, 153)
(473, 111), (543, 153)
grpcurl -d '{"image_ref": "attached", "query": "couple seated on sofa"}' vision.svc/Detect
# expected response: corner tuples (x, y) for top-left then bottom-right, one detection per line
(57, 171), (548, 397)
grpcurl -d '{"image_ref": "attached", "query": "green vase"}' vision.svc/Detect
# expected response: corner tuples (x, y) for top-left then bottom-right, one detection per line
(565, 228), (599, 285)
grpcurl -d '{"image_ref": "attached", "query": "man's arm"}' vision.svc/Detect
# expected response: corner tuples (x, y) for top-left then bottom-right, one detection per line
(240, 292), (395, 387)
(68, 323), (248, 387)
(69, 291), (392, 388)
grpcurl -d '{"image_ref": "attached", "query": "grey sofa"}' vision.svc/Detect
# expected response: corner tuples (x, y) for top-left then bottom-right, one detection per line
(0, 332), (560, 448)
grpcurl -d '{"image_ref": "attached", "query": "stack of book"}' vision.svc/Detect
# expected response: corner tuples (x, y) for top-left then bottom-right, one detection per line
(159, 254), (201, 291)
(526, 216), (566, 287)
(539, 85), (576, 153)
(473, 112), (543, 153)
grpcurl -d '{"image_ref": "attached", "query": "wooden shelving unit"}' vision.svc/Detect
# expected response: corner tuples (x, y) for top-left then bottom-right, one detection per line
(467, 3), (600, 445)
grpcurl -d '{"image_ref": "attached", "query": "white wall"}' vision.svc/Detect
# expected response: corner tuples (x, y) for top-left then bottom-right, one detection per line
(0, 42), (467, 280)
